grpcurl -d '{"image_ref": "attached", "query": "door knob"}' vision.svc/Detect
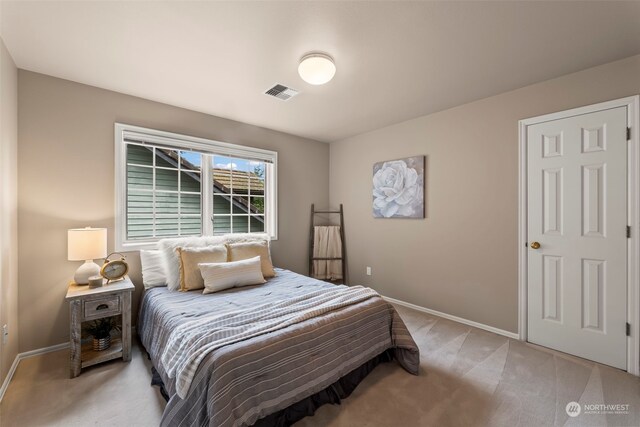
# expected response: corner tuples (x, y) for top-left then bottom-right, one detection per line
(530, 241), (541, 249)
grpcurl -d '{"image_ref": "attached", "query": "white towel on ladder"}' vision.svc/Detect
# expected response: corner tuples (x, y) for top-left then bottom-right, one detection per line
(312, 226), (343, 280)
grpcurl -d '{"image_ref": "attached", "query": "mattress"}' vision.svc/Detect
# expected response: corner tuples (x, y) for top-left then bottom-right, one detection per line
(138, 268), (419, 427)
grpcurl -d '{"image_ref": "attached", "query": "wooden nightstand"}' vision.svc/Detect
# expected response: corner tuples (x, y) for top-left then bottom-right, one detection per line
(65, 277), (134, 378)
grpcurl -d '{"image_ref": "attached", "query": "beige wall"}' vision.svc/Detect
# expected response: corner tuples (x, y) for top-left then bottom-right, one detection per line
(0, 38), (19, 382)
(17, 71), (329, 352)
(330, 54), (640, 333)
(14, 54), (640, 351)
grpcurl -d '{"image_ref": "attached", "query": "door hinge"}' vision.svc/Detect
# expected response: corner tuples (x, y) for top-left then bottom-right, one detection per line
(627, 322), (631, 337)
(628, 127), (631, 141)
(627, 226), (632, 238)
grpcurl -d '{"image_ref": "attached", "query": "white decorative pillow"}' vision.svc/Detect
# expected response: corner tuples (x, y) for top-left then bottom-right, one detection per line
(158, 236), (226, 290)
(140, 250), (168, 289)
(200, 256), (266, 294)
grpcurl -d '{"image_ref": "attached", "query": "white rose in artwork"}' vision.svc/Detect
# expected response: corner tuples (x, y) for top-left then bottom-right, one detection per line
(372, 160), (423, 218)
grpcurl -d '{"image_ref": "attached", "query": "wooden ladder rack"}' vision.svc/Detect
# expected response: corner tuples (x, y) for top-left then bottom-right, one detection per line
(309, 204), (347, 284)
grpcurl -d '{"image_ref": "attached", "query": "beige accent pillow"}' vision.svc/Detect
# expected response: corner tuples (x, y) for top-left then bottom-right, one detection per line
(227, 241), (276, 278)
(200, 256), (266, 294)
(159, 236), (226, 290)
(177, 245), (228, 291)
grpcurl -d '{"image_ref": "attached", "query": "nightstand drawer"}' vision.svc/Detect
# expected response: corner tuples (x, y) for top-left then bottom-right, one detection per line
(83, 295), (121, 320)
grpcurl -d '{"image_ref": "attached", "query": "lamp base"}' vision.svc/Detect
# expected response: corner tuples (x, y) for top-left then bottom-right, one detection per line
(74, 260), (101, 285)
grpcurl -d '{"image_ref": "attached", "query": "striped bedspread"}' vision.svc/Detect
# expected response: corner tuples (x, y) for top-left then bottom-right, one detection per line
(138, 268), (419, 427)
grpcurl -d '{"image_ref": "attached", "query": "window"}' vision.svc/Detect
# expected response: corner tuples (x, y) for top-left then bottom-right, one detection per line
(212, 156), (266, 234)
(115, 124), (277, 251)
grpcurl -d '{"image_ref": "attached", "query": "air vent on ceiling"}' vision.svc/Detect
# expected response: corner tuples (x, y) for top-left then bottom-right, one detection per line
(264, 84), (299, 101)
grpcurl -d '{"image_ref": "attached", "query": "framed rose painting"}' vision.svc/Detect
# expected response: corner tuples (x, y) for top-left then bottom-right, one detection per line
(372, 155), (425, 218)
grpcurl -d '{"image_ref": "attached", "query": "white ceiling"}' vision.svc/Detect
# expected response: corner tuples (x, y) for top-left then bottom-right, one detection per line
(2, 1), (639, 142)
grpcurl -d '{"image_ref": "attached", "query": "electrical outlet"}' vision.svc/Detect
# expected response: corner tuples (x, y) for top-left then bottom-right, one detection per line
(366, 266), (372, 276)
(2, 324), (8, 345)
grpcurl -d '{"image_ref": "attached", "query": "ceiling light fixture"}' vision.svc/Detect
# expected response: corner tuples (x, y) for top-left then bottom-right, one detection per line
(298, 53), (336, 85)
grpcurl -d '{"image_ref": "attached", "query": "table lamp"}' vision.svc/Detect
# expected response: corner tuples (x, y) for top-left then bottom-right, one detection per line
(68, 227), (107, 285)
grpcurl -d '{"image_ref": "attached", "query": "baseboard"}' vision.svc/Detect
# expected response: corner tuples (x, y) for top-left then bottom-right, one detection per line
(0, 342), (69, 402)
(382, 295), (520, 340)
(17, 342), (69, 359)
(0, 353), (21, 403)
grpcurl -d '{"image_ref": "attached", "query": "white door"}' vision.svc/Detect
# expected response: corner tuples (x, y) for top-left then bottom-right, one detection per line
(527, 106), (628, 369)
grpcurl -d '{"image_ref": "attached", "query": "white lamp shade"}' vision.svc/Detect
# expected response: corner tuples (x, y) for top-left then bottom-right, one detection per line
(298, 53), (336, 85)
(68, 227), (107, 261)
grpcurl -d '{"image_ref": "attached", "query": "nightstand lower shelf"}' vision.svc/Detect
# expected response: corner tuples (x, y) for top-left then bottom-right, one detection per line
(81, 337), (123, 368)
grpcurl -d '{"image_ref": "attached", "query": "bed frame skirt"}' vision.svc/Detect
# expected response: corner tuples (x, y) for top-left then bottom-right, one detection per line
(150, 349), (394, 427)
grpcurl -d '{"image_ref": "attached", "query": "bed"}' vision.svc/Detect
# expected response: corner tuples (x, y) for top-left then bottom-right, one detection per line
(138, 268), (419, 427)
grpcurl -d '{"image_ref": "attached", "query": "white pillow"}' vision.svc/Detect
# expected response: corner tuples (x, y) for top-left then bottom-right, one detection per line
(200, 256), (266, 294)
(158, 236), (226, 290)
(140, 250), (168, 289)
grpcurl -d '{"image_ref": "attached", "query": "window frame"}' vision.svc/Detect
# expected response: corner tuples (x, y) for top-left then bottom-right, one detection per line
(115, 123), (278, 251)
